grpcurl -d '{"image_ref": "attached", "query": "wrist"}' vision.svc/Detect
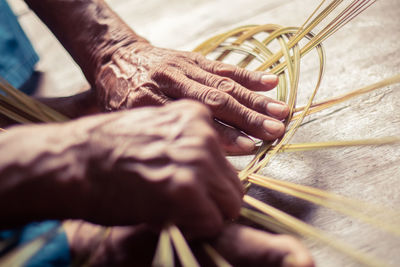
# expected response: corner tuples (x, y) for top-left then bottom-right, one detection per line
(94, 41), (154, 111)
(90, 33), (150, 85)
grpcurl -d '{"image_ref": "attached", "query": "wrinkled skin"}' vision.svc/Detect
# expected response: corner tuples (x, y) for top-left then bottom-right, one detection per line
(66, 221), (314, 267)
(15, 1), (312, 266)
(95, 42), (289, 153)
(0, 101), (239, 236)
(85, 101), (242, 236)
(0, 100), (313, 267)
(25, 0), (289, 153)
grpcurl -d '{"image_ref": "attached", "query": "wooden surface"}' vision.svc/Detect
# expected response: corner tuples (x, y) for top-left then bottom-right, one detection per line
(9, 0), (400, 266)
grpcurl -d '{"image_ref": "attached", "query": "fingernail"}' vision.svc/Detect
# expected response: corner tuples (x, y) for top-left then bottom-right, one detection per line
(261, 74), (278, 85)
(267, 102), (288, 117)
(263, 120), (284, 134)
(235, 136), (255, 152)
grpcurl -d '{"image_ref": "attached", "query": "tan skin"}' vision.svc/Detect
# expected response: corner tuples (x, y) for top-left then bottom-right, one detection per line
(66, 222), (312, 267)
(0, 102), (312, 266)
(0, 0), (313, 265)
(1, 100), (245, 236)
(25, 0), (289, 153)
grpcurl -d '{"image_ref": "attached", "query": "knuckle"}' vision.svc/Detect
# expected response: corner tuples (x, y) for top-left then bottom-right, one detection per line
(212, 62), (235, 75)
(180, 51), (198, 65)
(152, 62), (170, 76)
(170, 172), (198, 200)
(192, 151), (213, 168)
(163, 57), (182, 68)
(216, 78), (236, 94)
(151, 66), (173, 84)
(202, 89), (230, 112)
(233, 67), (252, 80)
(240, 108), (261, 126)
(251, 93), (268, 110)
(171, 74), (188, 90)
(190, 52), (204, 63)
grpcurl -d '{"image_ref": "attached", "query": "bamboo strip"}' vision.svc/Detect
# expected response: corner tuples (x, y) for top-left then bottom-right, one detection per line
(227, 136), (400, 156)
(239, 43), (325, 180)
(153, 227), (174, 267)
(240, 208), (295, 236)
(243, 195), (389, 267)
(0, 77), (68, 123)
(293, 74), (400, 120)
(255, 0), (344, 71)
(168, 225), (200, 267)
(0, 225), (62, 266)
(270, 137), (400, 153)
(248, 173), (400, 220)
(248, 174), (400, 236)
(203, 244), (232, 267)
(0, 103), (33, 124)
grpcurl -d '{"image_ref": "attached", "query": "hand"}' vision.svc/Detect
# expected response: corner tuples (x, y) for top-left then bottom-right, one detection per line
(65, 222), (313, 267)
(24, 0), (288, 153)
(95, 42), (289, 153)
(212, 224), (314, 267)
(80, 100), (242, 237)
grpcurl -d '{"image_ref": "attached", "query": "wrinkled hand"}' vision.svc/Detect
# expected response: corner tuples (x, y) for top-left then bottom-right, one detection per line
(95, 42), (289, 153)
(81, 100), (242, 237)
(65, 222), (314, 267)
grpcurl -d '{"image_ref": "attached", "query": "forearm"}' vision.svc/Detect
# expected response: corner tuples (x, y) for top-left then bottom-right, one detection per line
(0, 123), (91, 228)
(24, 0), (148, 86)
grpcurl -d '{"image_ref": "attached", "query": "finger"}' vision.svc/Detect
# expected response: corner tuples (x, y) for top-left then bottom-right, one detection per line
(169, 169), (223, 238)
(167, 141), (243, 221)
(195, 56), (279, 91)
(212, 224), (314, 267)
(199, 121), (245, 196)
(198, 162), (243, 221)
(186, 67), (289, 120)
(157, 71), (285, 140)
(272, 235), (315, 267)
(177, 114), (245, 198)
(213, 120), (256, 154)
(171, 117), (244, 206)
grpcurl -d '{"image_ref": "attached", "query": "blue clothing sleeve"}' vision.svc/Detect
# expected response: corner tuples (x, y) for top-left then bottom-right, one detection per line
(0, 221), (70, 267)
(0, 0), (39, 89)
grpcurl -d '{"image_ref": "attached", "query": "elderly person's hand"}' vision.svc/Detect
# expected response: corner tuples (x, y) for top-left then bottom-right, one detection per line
(66, 222), (314, 267)
(0, 101), (241, 237)
(95, 42), (288, 153)
(82, 100), (242, 236)
(25, 0), (289, 154)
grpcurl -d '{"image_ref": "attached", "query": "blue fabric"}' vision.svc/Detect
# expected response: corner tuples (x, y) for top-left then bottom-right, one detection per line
(0, 0), (39, 89)
(0, 221), (70, 267)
